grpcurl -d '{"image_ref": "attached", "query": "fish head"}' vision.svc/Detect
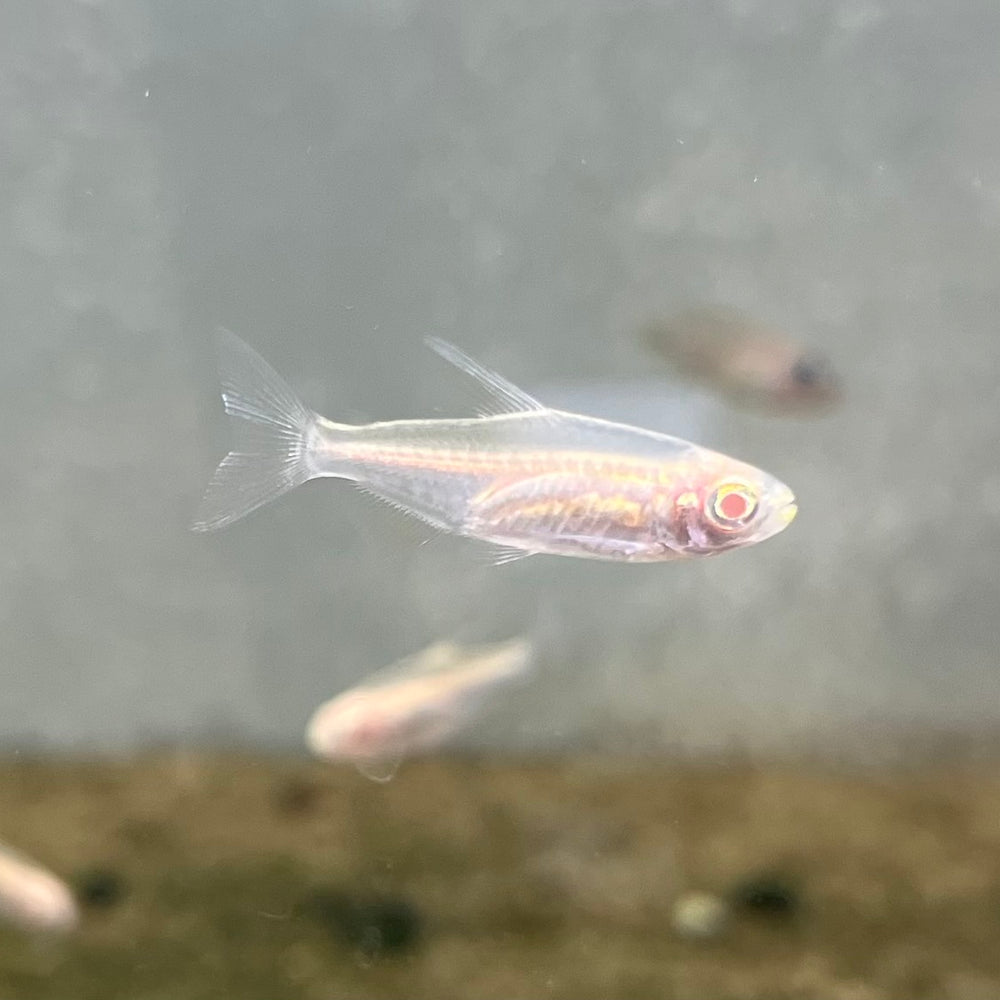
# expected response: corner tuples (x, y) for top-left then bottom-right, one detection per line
(662, 460), (797, 556)
(13, 872), (78, 932)
(306, 692), (392, 760)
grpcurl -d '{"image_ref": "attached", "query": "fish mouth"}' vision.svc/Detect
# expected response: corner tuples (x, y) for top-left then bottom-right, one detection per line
(771, 485), (797, 527)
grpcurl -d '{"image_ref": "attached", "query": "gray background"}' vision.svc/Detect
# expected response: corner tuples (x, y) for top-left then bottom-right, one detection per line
(3, 0), (999, 759)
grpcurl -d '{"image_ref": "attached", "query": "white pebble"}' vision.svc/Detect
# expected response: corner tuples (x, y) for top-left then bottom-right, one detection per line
(671, 890), (729, 940)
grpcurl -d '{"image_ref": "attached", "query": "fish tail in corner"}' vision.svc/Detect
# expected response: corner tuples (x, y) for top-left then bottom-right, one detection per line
(192, 329), (332, 532)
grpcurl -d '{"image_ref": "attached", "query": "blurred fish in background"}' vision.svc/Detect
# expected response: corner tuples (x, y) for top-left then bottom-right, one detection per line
(0, 843), (78, 934)
(641, 307), (841, 415)
(306, 636), (534, 781)
(192, 330), (797, 562)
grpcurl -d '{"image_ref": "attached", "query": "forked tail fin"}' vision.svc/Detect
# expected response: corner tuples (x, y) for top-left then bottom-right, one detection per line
(192, 329), (319, 532)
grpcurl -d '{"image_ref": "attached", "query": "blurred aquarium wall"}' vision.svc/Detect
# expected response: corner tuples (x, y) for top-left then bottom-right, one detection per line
(2, 0), (1000, 763)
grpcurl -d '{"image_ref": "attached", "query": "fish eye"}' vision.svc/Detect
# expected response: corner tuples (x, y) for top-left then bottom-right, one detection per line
(706, 481), (758, 528)
(790, 357), (827, 386)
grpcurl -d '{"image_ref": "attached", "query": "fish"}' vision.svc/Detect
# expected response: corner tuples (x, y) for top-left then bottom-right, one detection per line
(305, 637), (533, 781)
(0, 843), (78, 933)
(192, 329), (797, 561)
(642, 307), (841, 414)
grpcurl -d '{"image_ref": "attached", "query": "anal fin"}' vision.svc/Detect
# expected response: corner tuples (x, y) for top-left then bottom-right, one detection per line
(353, 482), (454, 534)
(488, 544), (536, 565)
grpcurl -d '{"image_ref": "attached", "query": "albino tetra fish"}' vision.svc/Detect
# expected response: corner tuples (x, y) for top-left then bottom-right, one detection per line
(306, 637), (533, 781)
(642, 307), (840, 414)
(192, 329), (796, 561)
(0, 843), (78, 933)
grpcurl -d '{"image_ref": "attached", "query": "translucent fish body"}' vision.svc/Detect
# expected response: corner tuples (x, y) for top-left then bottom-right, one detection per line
(306, 638), (533, 780)
(317, 412), (793, 560)
(193, 330), (797, 561)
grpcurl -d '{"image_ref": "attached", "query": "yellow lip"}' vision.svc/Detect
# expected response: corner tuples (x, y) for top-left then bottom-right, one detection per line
(780, 502), (798, 525)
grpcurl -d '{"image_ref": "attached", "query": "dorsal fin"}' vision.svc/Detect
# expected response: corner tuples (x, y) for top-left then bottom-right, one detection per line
(424, 337), (548, 414)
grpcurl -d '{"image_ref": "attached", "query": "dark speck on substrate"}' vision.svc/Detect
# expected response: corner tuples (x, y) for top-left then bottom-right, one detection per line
(270, 776), (320, 816)
(730, 873), (800, 919)
(76, 868), (128, 910)
(299, 887), (422, 957)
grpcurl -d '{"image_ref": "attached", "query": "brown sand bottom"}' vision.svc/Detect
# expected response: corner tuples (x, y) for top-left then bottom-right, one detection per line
(0, 752), (999, 1000)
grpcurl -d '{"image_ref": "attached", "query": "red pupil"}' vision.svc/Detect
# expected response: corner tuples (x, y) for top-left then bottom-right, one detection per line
(718, 491), (748, 519)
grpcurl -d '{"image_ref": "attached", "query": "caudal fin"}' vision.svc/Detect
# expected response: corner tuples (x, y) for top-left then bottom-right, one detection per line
(192, 329), (318, 532)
